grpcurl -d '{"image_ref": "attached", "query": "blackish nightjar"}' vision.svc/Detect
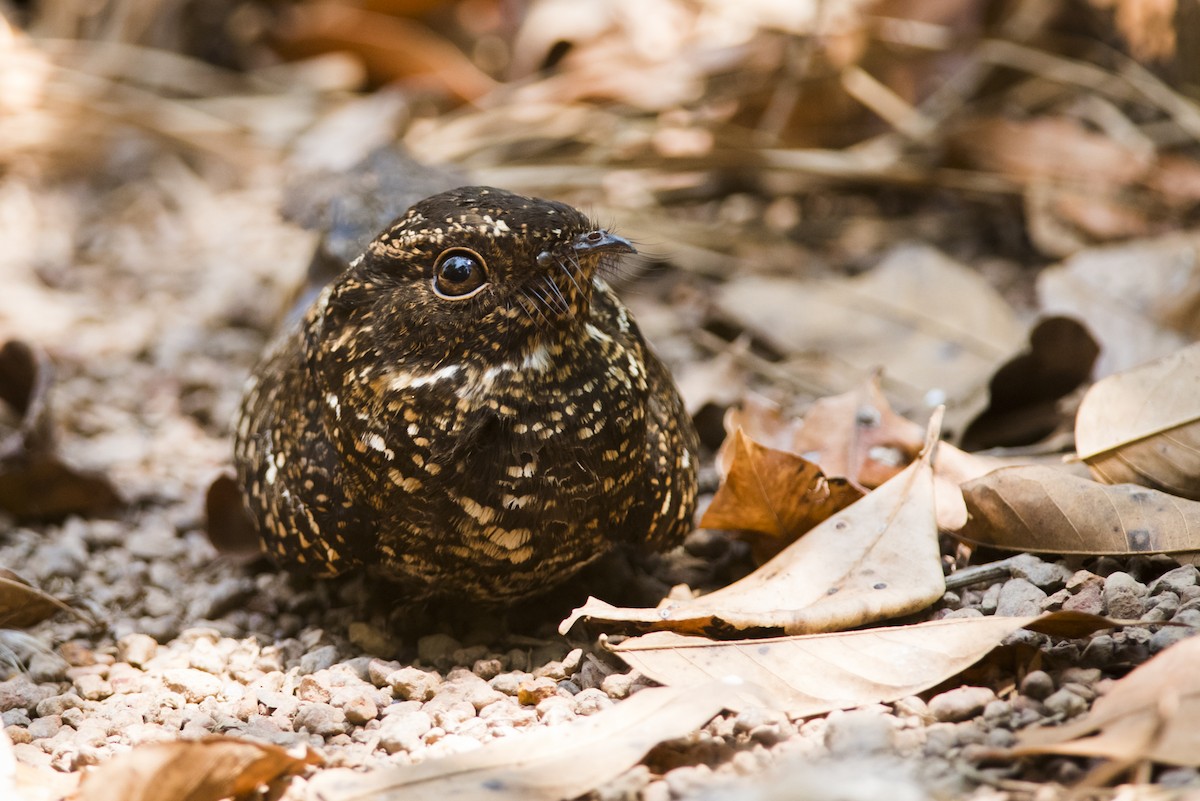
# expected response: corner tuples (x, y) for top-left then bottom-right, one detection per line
(234, 186), (699, 601)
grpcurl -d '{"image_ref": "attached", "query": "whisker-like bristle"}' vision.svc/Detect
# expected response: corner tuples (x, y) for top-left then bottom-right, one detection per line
(542, 275), (571, 315)
(520, 289), (552, 326)
(557, 254), (587, 297)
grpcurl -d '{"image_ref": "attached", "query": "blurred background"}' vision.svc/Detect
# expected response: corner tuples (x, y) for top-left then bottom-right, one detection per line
(3, 0), (1200, 455)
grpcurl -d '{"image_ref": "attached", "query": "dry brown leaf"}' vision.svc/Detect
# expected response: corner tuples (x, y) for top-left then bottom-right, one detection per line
(700, 429), (862, 561)
(305, 681), (752, 801)
(204, 473), (266, 561)
(1014, 632), (1200, 770)
(76, 736), (318, 801)
(0, 569), (80, 628)
(962, 316), (1099, 451)
(758, 374), (923, 489)
(1037, 234), (1200, 378)
(957, 465), (1200, 555)
(275, 3), (496, 100)
(0, 340), (120, 521)
(715, 244), (1025, 429)
(612, 612), (1113, 717)
(561, 412), (945, 637)
(1076, 343), (1200, 500)
(724, 379), (1001, 532)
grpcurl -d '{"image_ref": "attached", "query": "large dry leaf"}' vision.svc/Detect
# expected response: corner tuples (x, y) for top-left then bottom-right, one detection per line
(961, 316), (1099, 451)
(76, 736), (318, 801)
(1076, 342), (1200, 500)
(956, 465), (1200, 555)
(1037, 233), (1200, 378)
(714, 244), (1026, 428)
(306, 682), (750, 801)
(723, 377), (999, 532)
(0, 569), (80, 628)
(700, 428), (862, 560)
(730, 375), (922, 490)
(612, 612), (1113, 717)
(561, 413), (945, 637)
(1014, 634), (1200, 767)
(0, 339), (120, 521)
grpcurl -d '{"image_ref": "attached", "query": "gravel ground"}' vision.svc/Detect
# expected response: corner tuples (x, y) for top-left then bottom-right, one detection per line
(3, 153), (1200, 800)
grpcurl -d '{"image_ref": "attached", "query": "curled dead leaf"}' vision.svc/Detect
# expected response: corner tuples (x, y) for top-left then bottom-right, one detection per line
(562, 411), (946, 637)
(961, 316), (1099, 451)
(0, 569), (84, 628)
(726, 374), (923, 490)
(957, 465), (1200, 555)
(699, 428), (862, 561)
(204, 473), (265, 561)
(1076, 342), (1200, 500)
(0, 340), (120, 521)
(611, 611), (1115, 718)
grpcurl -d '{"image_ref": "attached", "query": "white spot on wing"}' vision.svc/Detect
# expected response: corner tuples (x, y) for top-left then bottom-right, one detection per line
(387, 364), (461, 391)
(522, 345), (551, 371)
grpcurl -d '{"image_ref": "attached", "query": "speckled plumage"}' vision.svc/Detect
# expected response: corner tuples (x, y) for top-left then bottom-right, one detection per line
(234, 186), (698, 600)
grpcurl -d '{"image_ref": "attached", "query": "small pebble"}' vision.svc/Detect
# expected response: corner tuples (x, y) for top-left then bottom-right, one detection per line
(1043, 688), (1088, 719)
(27, 714), (63, 739)
(162, 669), (223, 703)
(333, 689), (378, 725)
(1103, 572), (1147, 619)
(0, 677), (58, 714)
(1008, 554), (1071, 591)
(293, 702), (349, 737)
(928, 686), (996, 723)
(73, 675), (112, 702)
(573, 688), (614, 716)
(1019, 670), (1055, 701)
(347, 622), (400, 658)
(472, 659), (502, 680)
(1062, 575), (1104, 615)
(1150, 566), (1200, 595)
(600, 671), (639, 699)
(299, 645), (339, 674)
(417, 634), (461, 666)
(824, 709), (893, 756)
(387, 668), (442, 702)
(979, 584), (1000, 615)
(517, 677), (559, 706)
(995, 578), (1046, 616)
(367, 659), (402, 688)
(35, 693), (84, 718)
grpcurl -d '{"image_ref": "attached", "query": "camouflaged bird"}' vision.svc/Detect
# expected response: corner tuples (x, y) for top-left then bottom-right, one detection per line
(234, 186), (699, 600)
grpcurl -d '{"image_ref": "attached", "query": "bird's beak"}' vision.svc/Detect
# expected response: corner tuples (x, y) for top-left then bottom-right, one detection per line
(572, 230), (636, 257)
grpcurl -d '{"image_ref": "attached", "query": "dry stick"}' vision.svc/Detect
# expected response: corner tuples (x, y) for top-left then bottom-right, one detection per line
(841, 66), (937, 141)
(1118, 54), (1200, 143)
(943, 557), (1019, 591)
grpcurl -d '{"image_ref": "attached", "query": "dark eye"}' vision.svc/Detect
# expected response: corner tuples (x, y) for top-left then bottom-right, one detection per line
(433, 249), (488, 299)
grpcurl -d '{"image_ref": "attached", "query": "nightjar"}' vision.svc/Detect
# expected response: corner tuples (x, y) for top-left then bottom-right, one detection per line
(234, 186), (699, 601)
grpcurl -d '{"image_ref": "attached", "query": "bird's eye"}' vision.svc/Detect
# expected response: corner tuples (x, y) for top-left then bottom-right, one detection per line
(432, 249), (488, 299)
